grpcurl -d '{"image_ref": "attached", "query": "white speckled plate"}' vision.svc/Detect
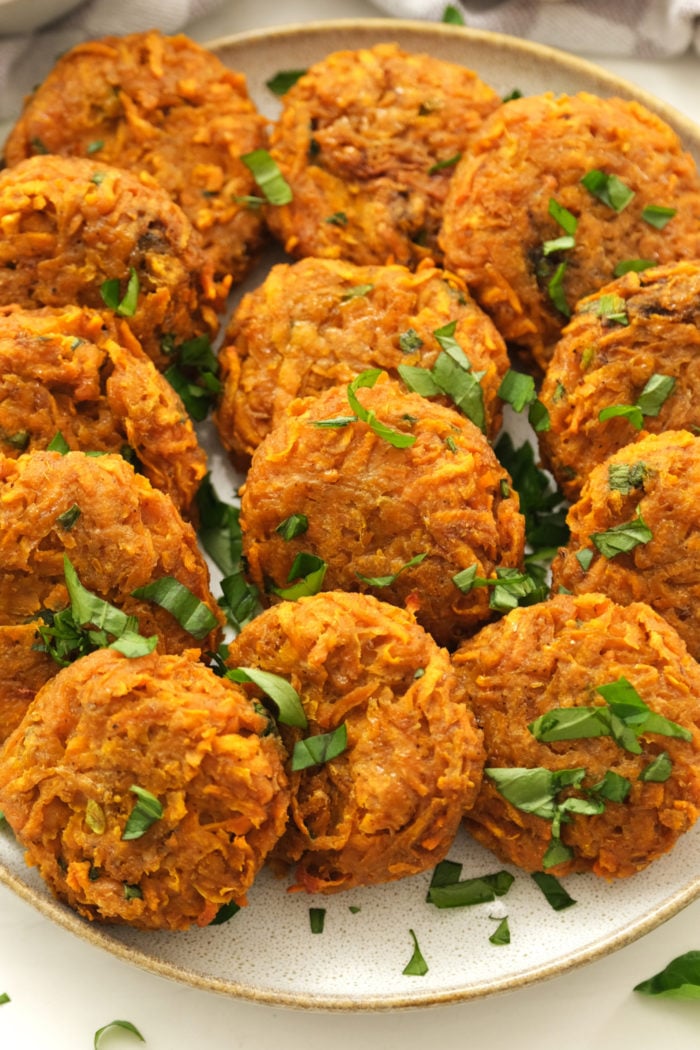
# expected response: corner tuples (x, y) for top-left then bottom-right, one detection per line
(2, 19), (700, 1012)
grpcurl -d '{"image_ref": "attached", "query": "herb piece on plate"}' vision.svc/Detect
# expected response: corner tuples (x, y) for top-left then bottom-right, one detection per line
(403, 929), (429, 975)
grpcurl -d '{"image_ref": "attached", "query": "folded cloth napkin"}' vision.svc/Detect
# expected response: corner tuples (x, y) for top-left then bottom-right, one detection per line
(0, 0), (227, 122)
(370, 0), (700, 57)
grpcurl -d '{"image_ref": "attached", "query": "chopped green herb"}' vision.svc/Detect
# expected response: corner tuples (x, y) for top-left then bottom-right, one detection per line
(580, 292), (628, 325)
(122, 785), (163, 841)
(270, 551), (328, 599)
(575, 548), (594, 571)
(0, 992), (10, 1005)
(581, 170), (635, 212)
(548, 198), (578, 237)
(485, 766), (586, 821)
(310, 414), (358, 429)
(309, 907), (326, 934)
(612, 258), (655, 277)
(531, 871), (576, 910)
(498, 369), (536, 413)
(356, 551), (428, 588)
(427, 869), (514, 909)
(349, 905), (361, 914)
(598, 403), (644, 429)
(429, 858), (463, 889)
(547, 261), (570, 317)
(452, 564), (539, 611)
(266, 68), (306, 95)
(241, 149), (292, 205)
(100, 267), (139, 317)
(398, 322), (486, 432)
(209, 900), (241, 925)
(634, 951), (700, 999)
(94, 1020), (145, 1048)
(90, 171), (107, 185)
(56, 503), (81, 530)
(163, 334), (221, 422)
(489, 917), (511, 945)
(218, 570), (260, 632)
(590, 511), (653, 558)
(4, 429), (29, 450)
(276, 513), (309, 541)
(195, 474), (242, 579)
(131, 577), (219, 640)
(31, 136), (49, 154)
(123, 884), (143, 901)
(442, 3), (465, 23)
(589, 769), (631, 802)
(399, 327), (424, 353)
(346, 369), (417, 448)
(502, 88), (523, 103)
(86, 139), (104, 154)
(428, 152), (461, 174)
(641, 204), (677, 229)
(543, 234), (576, 256)
(48, 431), (70, 454)
(325, 211), (348, 226)
(640, 751), (673, 783)
(226, 666), (308, 728)
(292, 723), (348, 771)
(636, 373), (676, 416)
(494, 433), (569, 553)
(403, 929), (429, 975)
(342, 283), (374, 301)
(608, 461), (648, 494)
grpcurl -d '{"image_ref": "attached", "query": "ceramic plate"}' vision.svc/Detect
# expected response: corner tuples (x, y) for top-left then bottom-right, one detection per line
(2, 19), (700, 1012)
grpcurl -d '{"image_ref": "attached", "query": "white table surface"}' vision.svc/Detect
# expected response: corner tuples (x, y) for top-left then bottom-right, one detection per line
(2, 2), (700, 1047)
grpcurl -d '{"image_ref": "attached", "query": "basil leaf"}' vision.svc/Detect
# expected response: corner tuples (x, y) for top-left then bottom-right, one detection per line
(195, 475), (242, 579)
(590, 511), (653, 558)
(325, 211), (348, 226)
(65, 556), (132, 638)
(226, 666), (308, 728)
(429, 858), (463, 890)
(485, 767), (586, 820)
(270, 552), (328, 599)
(547, 260), (570, 316)
(543, 234), (575, 256)
(122, 785), (163, 841)
(100, 267), (139, 317)
(209, 900), (241, 925)
(542, 836), (574, 869)
(612, 258), (655, 277)
(428, 153), (461, 174)
(94, 1020), (145, 1048)
(589, 769), (631, 802)
(403, 929), (429, 975)
(56, 503), (81, 530)
(427, 870), (514, 909)
(548, 198), (578, 236)
(356, 552), (428, 588)
(266, 68), (306, 95)
(634, 951), (700, 998)
(489, 917), (511, 945)
(241, 149), (292, 205)
(636, 373), (675, 416)
(498, 369), (536, 413)
(529, 706), (612, 742)
(575, 548), (594, 571)
(608, 461), (648, 494)
(640, 751), (673, 782)
(641, 204), (677, 230)
(346, 370), (417, 448)
(292, 723), (348, 771)
(531, 871), (577, 910)
(48, 431), (70, 454)
(442, 3), (465, 23)
(276, 513), (309, 541)
(218, 570), (260, 631)
(110, 631), (158, 658)
(581, 170), (635, 212)
(494, 433), (569, 552)
(309, 907), (326, 934)
(598, 403), (644, 429)
(311, 414), (358, 429)
(131, 577), (219, 639)
(399, 328), (424, 354)
(0, 992), (9, 1005)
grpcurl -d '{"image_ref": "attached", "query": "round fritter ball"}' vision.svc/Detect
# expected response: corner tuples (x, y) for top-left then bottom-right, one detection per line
(264, 42), (500, 267)
(3, 31), (268, 287)
(240, 375), (525, 649)
(0, 648), (290, 929)
(216, 256), (509, 463)
(540, 261), (700, 501)
(550, 430), (700, 659)
(0, 448), (223, 742)
(0, 154), (224, 366)
(0, 304), (206, 518)
(225, 591), (484, 894)
(452, 592), (700, 878)
(439, 92), (700, 371)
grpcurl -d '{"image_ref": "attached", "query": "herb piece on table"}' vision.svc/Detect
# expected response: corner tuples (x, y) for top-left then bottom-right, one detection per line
(634, 951), (700, 999)
(94, 1020), (145, 1048)
(0, 992), (9, 1005)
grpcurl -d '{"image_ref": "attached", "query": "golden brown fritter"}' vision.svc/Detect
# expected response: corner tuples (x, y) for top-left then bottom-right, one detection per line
(550, 430), (700, 659)
(439, 92), (700, 370)
(0, 154), (224, 366)
(453, 592), (700, 878)
(240, 375), (525, 649)
(0, 648), (290, 929)
(3, 30), (268, 287)
(0, 448), (223, 741)
(540, 261), (700, 501)
(264, 42), (500, 267)
(225, 590), (484, 894)
(0, 625), (56, 749)
(0, 304), (206, 518)
(216, 256), (509, 463)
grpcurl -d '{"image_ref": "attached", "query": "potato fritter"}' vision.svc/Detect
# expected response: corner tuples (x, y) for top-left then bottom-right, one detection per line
(216, 256), (509, 463)
(225, 591), (484, 894)
(0, 648), (290, 929)
(3, 30), (268, 287)
(540, 261), (700, 501)
(0, 449), (223, 741)
(240, 375), (525, 648)
(550, 430), (700, 659)
(440, 92), (700, 370)
(453, 592), (700, 878)
(0, 154), (224, 366)
(0, 304), (206, 518)
(265, 42), (500, 267)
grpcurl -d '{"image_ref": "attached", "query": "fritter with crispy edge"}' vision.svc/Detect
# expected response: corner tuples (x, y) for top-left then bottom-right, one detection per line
(264, 42), (500, 267)
(240, 374), (525, 649)
(0, 648), (290, 929)
(0, 304), (206, 518)
(0, 449), (223, 741)
(3, 30), (268, 288)
(226, 591), (484, 894)
(540, 261), (700, 501)
(439, 92), (700, 371)
(0, 154), (225, 367)
(216, 256), (509, 464)
(551, 430), (700, 659)
(453, 592), (700, 878)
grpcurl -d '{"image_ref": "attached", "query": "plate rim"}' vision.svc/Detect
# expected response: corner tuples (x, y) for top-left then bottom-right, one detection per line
(2, 16), (700, 1012)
